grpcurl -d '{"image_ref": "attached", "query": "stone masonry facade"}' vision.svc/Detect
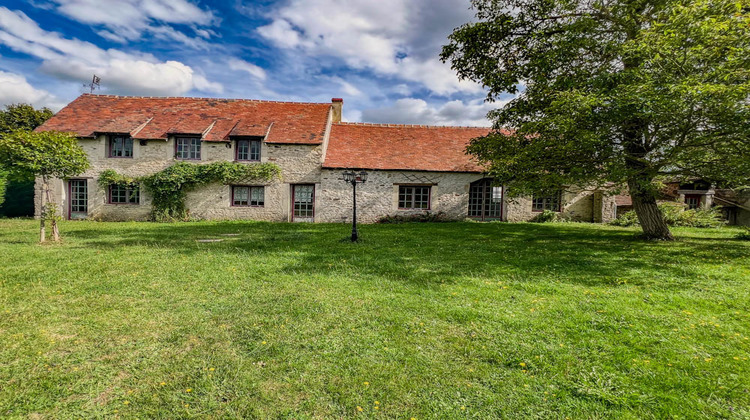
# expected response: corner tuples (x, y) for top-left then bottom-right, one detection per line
(35, 94), (617, 224)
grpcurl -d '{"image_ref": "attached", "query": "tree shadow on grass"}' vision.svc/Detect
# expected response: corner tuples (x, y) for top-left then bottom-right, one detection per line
(62, 221), (750, 290)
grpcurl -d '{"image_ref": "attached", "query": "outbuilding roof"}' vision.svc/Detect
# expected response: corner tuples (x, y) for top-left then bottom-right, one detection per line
(323, 123), (496, 173)
(37, 94), (332, 144)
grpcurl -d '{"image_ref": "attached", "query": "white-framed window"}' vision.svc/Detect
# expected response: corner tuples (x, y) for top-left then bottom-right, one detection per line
(232, 186), (264, 207)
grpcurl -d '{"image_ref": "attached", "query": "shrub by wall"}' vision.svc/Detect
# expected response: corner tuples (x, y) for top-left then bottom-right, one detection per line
(611, 203), (725, 228)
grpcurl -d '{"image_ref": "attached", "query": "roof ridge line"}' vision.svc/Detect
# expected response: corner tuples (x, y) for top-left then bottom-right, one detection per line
(334, 122), (492, 129)
(78, 93), (331, 106)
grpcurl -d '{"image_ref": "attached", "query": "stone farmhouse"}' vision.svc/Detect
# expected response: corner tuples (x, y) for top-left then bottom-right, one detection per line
(36, 94), (617, 223)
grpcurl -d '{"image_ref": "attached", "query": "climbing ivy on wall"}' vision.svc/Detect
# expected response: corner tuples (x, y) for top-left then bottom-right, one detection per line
(98, 161), (281, 221)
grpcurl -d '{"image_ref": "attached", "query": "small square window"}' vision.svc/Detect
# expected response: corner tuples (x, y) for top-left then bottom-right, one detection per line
(685, 195), (701, 210)
(232, 186), (264, 207)
(109, 184), (139, 204)
(398, 185), (431, 210)
(175, 137), (201, 160)
(532, 191), (562, 212)
(109, 135), (133, 158)
(236, 139), (261, 161)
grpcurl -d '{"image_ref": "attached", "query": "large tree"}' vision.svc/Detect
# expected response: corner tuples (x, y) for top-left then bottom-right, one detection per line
(0, 104), (54, 135)
(0, 104), (55, 213)
(442, 0), (749, 239)
(0, 131), (88, 242)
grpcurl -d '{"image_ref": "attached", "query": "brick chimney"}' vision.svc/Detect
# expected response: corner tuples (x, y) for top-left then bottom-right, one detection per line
(331, 98), (343, 123)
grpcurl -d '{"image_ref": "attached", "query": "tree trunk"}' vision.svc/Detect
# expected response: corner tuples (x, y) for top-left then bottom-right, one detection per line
(44, 180), (60, 242)
(51, 217), (60, 242)
(40, 177), (47, 243)
(627, 176), (673, 240)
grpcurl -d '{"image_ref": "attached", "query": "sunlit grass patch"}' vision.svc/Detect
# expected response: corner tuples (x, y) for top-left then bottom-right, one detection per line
(0, 219), (748, 418)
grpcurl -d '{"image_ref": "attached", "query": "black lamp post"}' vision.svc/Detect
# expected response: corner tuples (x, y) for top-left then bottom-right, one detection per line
(342, 170), (368, 242)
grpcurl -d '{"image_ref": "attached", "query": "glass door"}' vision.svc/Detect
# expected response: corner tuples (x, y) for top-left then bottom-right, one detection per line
(69, 179), (88, 219)
(292, 184), (315, 222)
(468, 179), (503, 221)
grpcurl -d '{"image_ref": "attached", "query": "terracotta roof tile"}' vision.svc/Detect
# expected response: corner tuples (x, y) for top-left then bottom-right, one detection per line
(323, 123), (499, 172)
(203, 118), (239, 141)
(37, 94), (332, 144)
(230, 120), (270, 137)
(614, 194), (632, 206)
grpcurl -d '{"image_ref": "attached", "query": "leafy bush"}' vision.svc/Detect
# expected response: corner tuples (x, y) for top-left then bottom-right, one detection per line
(610, 210), (639, 227)
(611, 203), (725, 228)
(736, 227), (750, 241)
(531, 210), (558, 223)
(376, 211), (450, 224)
(672, 208), (724, 228)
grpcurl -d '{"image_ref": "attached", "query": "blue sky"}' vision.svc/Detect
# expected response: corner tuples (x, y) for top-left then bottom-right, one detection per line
(0, 0), (514, 125)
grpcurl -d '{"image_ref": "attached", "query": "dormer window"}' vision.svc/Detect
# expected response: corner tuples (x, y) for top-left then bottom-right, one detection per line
(109, 135), (133, 158)
(175, 137), (201, 160)
(235, 139), (261, 161)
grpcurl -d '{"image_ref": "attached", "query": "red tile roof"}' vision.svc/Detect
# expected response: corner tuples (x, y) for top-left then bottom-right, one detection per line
(323, 123), (498, 172)
(614, 194), (632, 206)
(37, 94), (332, 144)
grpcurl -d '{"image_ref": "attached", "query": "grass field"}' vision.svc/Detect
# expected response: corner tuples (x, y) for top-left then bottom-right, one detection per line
(1, 219), (749, 419)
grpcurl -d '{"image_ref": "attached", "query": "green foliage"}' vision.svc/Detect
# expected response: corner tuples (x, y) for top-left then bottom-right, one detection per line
(100, 162), (281, 222)
(97, 169), (140, 189)
(0, 103), (54, 136)
(0, 104), (54, 213)
(0, 131), (89, 179)
(736, 227), (750, 240)
(376, 211), (450, 224)
(0, 168), (7, 208)
(442, 0), (750, 239)
(0, 178), (35, 217)
(531, 210), (558, 223)
(610, 210), (640, 227)
(611, 203), (725, 228)
(0, 130), (86, 240)
(442, 0), (750, 190)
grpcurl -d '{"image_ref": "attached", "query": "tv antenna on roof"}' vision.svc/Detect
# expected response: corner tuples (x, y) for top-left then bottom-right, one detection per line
(84, 74), (101, 93)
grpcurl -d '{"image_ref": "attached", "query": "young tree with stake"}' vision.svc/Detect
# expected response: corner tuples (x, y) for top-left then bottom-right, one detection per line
(0, 131), (88, 242)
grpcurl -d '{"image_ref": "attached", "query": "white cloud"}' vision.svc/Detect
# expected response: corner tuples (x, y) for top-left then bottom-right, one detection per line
(329, 77), (363, 97)
(0, 7), (223, 96)
(361, 97), (507, 126)
(228, 58), (267, 80)
(0, 70), (64, 110)
(192, 74), (223, 94)
(46, 0), (216, 46)
(257, 19), (303, 49)
(257, 0), (483, 96)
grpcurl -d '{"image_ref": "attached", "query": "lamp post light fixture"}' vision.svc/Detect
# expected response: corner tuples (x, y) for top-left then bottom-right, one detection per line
(342, 170), (368, 242)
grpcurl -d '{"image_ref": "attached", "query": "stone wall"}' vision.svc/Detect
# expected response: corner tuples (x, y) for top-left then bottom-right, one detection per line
(318, 170), (616, 223)
(318, 169), (484, 223)
(187, 143), (324, 222)
(36, 135), (325, 222)
(504, 186), (616, 223)
(36, 134), (617, 224)
(736, 193), (750, 227)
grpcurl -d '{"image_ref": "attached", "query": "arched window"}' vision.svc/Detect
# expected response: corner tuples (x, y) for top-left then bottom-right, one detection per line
(468, 178), (503, 220)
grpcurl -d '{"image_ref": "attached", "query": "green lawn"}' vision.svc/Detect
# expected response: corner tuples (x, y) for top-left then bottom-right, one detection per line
(1, 219), (749, 419)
